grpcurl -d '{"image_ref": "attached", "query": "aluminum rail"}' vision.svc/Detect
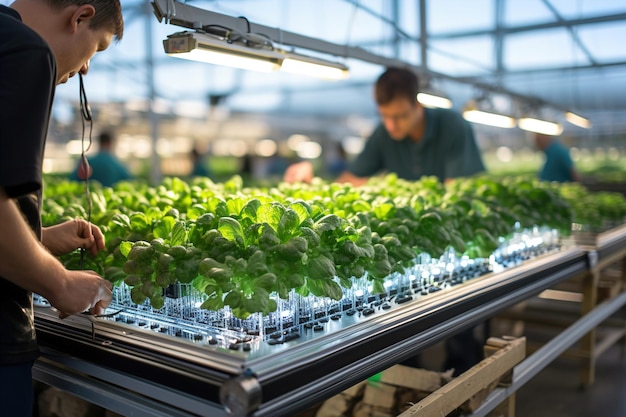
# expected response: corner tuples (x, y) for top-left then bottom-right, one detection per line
(595, 223), (626, 261)
(33, 248), (588, 417)
(32, 354), (226, 417)
(245, 248), (588, 417)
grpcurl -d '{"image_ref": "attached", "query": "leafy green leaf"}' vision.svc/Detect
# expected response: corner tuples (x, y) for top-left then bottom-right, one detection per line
(257, 203), (284, 230)
(153, 216), (176, 239)
(119, 241), (133, 258)
(218, 217), (244, 242)
(255, 272), (277, 290)
(224, 290), (243, 309)
(278, 208), (300, 241)
(371, 279), (386, 294)
(241, 198), (261, 221)
(129, 212), (149, 230)
(187, 204), (206, 220)
(289, 201), (311, 224)
(171, 221), (187, 246)
(373, 201), (395, 220)
(351, 200), (371, 212)
(313, 214), (342, 234)
(299, 227), (321, 248)
(111, 213), (131, 229)
(246, 250), (268, 277)
(308, 255), (336, 281)
(201, 295), (224, 312)
(244, 288), (270, 313)
(322, 280), (343, 300)
(226, 197), (245, 216)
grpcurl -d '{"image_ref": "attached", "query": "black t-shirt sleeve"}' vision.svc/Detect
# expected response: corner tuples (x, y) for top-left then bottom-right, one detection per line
(0, 42), (55, 198)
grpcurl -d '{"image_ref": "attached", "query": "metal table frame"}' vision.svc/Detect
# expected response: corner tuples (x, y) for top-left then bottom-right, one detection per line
(33, 247), (591, 417)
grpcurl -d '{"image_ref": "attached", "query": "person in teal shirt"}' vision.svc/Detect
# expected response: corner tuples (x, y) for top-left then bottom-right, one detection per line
(71, 130), (133, 187)
(284, 66), (485, 184)
(190, 147), (211, 178)
(534, 133), (581, 183)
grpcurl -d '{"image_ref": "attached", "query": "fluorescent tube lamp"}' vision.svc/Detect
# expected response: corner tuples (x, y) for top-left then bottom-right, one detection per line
(280, 54), (349, 80)
(163, 31), (349, 79)
(163, 31), (282, 72)
(518, 117), (563, 136)
(565, 111), (592, 129)
(463, 109), (516, 128)
(417, 92), (452, 109)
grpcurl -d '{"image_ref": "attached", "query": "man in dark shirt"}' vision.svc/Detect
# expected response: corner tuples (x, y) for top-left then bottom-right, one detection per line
(0, 1), (123, 415)
(284, 66), (485, 184)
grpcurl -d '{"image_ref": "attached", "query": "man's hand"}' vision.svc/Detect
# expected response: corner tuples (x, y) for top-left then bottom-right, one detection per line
(283, 161), (315, 183)
(52, 270), (113, 317)
(42, 219), (105, 257)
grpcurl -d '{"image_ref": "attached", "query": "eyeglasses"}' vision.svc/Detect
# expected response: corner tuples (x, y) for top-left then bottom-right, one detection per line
(79, 73), (93, 269)
(378, 108), (413, 123)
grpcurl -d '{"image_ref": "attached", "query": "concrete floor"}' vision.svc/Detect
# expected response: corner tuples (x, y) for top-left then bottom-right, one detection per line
(515, 342), (626, 417)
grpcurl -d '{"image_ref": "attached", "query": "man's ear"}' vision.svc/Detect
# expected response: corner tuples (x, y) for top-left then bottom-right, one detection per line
(70, 4), (96, 33)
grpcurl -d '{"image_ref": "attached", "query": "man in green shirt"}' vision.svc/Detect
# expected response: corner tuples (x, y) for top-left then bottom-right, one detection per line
(285, 67), (486, 375)
(284, 66), (485, 184)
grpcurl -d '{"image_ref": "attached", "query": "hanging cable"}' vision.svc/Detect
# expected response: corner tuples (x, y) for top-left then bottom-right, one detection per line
(78, 73), (93, 269)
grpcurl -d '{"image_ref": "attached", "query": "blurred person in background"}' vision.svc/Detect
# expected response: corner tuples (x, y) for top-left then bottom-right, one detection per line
(284, 66), (485, 185)
(266, 152), (288, 178)
(327, 141), (349, 178)
(71, 129), (133, 187)
(189, 146), (211, 178)
(534, 133), (581, 183)
(285, 66), (486, 375)
(0, 1), (123, 415)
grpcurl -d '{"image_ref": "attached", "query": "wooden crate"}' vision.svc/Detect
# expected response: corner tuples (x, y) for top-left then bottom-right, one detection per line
(313, 337), (525, 417)
(397, 336), (526, 417)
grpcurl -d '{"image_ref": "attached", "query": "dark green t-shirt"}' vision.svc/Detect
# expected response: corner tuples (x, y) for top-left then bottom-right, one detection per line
(348, 107), (485, 182)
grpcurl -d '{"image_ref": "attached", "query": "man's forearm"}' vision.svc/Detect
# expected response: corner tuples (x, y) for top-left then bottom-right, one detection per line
(336, 171), (369, 186)
(0, 190), (65, 300)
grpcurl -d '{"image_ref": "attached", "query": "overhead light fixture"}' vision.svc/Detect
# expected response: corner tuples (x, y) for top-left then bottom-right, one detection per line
(518, 117), (563, 136)
(417, 79), (452, 109)
(163, 31), (282, 72)
(281, 53), (348, 80)
(565, 111), (592, 129)
(163, 31), (349, 80)
(463, 109), (516, 128)
(417, 92), (452, 109)
(462, 100), (516, 128)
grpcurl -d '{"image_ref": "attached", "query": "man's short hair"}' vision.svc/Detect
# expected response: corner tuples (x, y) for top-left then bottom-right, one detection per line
(99, 131), (113, 146)
(374, 67), (420, 106)
(46, 0), (124, 41)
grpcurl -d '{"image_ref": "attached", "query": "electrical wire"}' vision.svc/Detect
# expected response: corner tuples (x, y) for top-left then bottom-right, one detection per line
(238, 15), (251, 33)
(202, 16), (275, 50)
(78, 73), (93, 270)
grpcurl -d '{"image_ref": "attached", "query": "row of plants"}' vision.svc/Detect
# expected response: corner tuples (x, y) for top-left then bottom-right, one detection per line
(42, 174), (626, 318)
